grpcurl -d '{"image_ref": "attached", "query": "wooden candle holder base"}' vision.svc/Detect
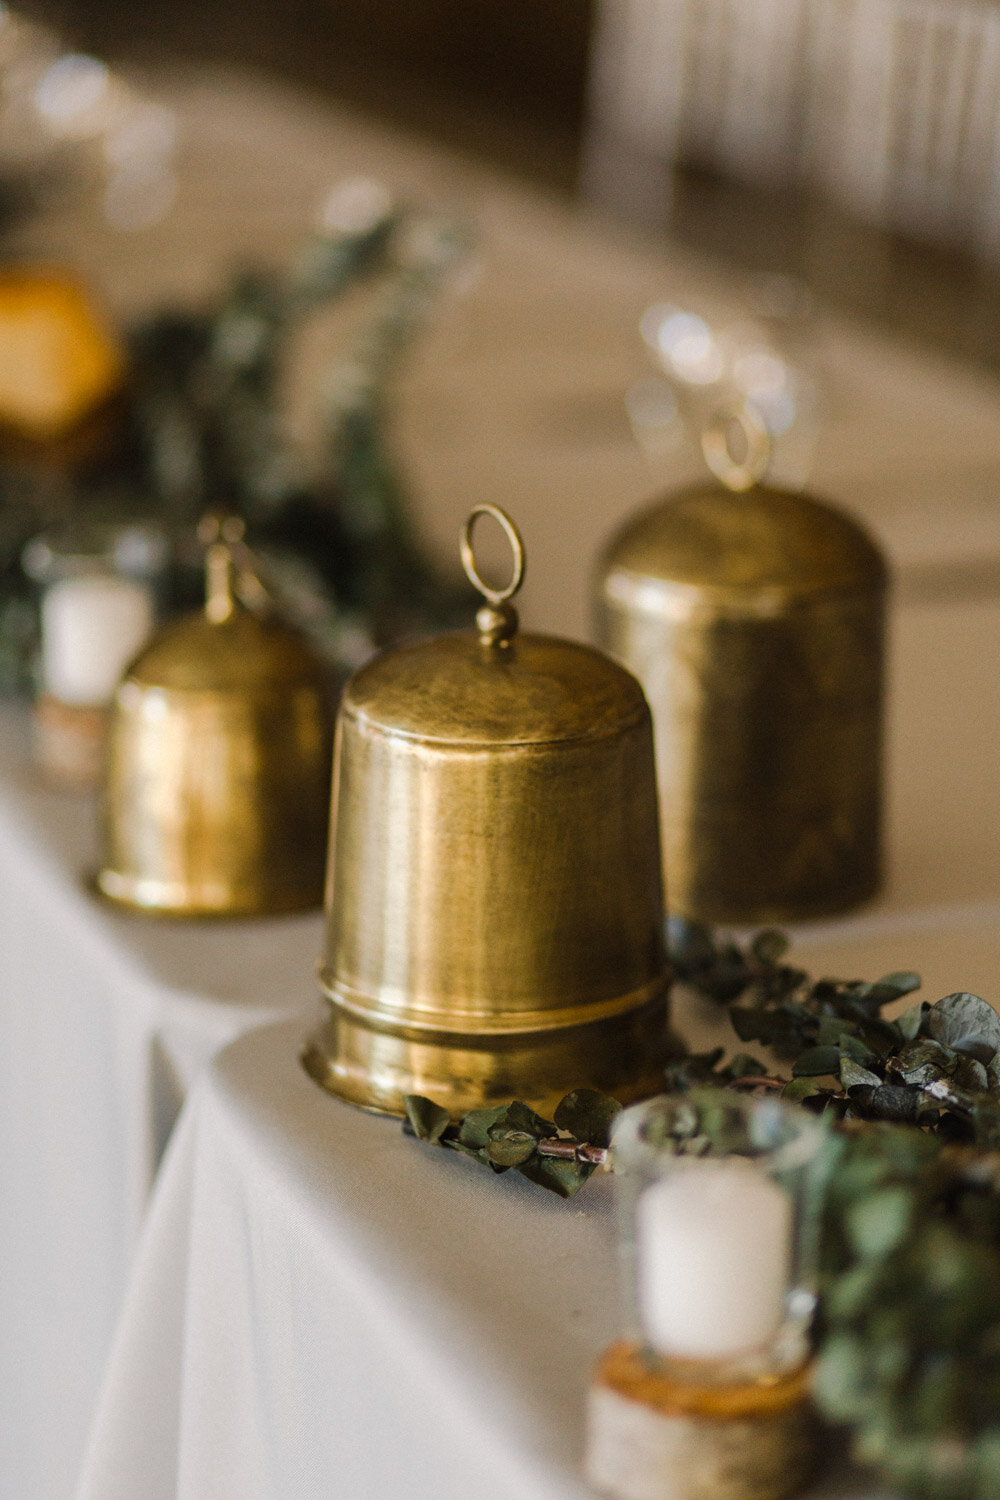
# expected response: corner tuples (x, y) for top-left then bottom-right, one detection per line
(33, 695), (108, 790)
(585, 1342), (817, 1500)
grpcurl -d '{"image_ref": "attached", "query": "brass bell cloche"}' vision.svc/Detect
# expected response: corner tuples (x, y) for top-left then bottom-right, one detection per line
(594, 409), (888, 925)
(97, 517), (335, 916)
(303, 505), (670, 1119)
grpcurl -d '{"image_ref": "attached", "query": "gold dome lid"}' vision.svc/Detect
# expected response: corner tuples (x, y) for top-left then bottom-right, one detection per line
(344, 632), (647, 746)
(600, 482), (887, 608)
(599, 409), (886, 613)
(128, 606), (327, 693)
(347, 505), (646, 746)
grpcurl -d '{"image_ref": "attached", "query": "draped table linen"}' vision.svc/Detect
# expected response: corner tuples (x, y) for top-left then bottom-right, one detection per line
(0, 712), (321, 1500)
(75, 1018), (892, 1500)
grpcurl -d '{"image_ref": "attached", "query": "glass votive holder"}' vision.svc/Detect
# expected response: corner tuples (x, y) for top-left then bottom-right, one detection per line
(615, 1089), (823, 1382)
(23, 519), (166, 788)
(587, 1090), (824, 1500)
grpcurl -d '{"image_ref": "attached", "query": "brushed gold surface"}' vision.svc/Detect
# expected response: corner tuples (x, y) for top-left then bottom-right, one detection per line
(98, 534), (335, 917)
(596, 481), (887, 924)
(306, 508), (671, 1118)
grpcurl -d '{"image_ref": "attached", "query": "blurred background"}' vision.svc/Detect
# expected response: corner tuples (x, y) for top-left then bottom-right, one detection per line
(14, 0), (1000, 365)
(2, 0), (1000, 661)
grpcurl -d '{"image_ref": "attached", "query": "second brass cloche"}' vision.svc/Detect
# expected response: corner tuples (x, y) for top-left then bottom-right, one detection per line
(98, 518), (335, 916)
(595, 412), (887, 925)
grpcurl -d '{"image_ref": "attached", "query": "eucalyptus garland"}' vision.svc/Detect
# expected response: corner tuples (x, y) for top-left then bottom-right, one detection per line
(667, 917), (1000, 1146)
(667, 918), (1000, 1500)
(403, 1089), (620, 1200)
(405, 918), (1000, 1500)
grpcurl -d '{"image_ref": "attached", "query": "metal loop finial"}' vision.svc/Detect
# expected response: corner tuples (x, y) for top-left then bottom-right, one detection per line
(461, 505), (525, 605)
(198, 512), (241, 623)
(460, 505), (525, 647)
(701, 405), (771, 493)
(198, 513), (272, 622)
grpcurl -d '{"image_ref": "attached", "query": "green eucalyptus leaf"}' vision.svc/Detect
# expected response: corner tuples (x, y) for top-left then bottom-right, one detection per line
(793, 1045), (843, 1077)
(517, 1154), (596, 1198)
(813, 1333), (870, 1422)
(750, 928), (789, 967)
(553, 1089), (622, 1147)
(842, 1056), (883, 1091)
(728, 1007), (773, 1042)
(782, 1077), (823, 1102)
(952, 1055), (990, 1092)
(729, 1006), (803, 1048)
(458, 1105), (510, 1150)
(504, 1101), (559, 1139)
(895, 1038), (954, 1088)
(955, 1038), (998, 1068)
(664, 1047), (726, 1091)
(846, 1185), (915, 1259)
(847, 1085), (920, 1123)
(451, 1141), (489, 1164)
(925, 993), (1000, 1060)
(485, 1127), (538, 1167)
(403, 1094), (451, 1144)
(825, 1260), (885, 1321)
(896, 1003), (926, 1042)
(723, 1053), (769, 1080)
(817, 1014), (853, 1046)
(840, 1031), (879, 1066)
(873, 972), (922, 1002)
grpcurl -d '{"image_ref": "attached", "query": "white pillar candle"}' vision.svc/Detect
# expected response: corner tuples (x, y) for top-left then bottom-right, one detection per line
(636, 1157), (792, 1360)
(41, 575), (153, 707)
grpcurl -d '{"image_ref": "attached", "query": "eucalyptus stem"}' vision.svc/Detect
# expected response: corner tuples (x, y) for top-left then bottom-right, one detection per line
(534, 1137), (608, 1166)
(429, 1121), (609, 1167)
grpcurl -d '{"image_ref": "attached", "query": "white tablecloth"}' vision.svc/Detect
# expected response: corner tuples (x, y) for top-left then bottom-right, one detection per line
(75, 1019), (888, 1500)
(2, 58), (999, 1500)
(0, 713), (322, 1500)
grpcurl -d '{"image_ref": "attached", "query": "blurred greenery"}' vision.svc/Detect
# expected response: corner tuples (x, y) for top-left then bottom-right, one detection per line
(0, 191), (476, 689)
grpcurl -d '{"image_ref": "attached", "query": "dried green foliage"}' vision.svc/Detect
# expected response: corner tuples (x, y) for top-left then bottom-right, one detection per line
(0, 195), (474, 687)
(403, 919), (1000, 1497)
(668, 916), (1000, 1500)
(402, 1090), (622, 1199)
(814, 1127), (1000, 1500)
(667, 915), (1000, 1146)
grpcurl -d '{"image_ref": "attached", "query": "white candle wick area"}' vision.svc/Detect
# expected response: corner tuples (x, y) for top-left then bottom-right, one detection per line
(41, 575), (154, 707)
(636, 1156), (792, 1361)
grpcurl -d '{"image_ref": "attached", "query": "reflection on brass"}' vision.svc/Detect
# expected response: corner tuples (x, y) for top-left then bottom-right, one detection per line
(595, 463), (887, 925)
(97, 518), (334, 917)
(303, 506), (671, 1119)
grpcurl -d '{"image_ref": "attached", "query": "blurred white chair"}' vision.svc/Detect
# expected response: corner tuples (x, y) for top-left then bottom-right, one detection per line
(583, 0), (1000, 258)
(582, 0), (810, 220)
(812, 0), (1000, 253)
